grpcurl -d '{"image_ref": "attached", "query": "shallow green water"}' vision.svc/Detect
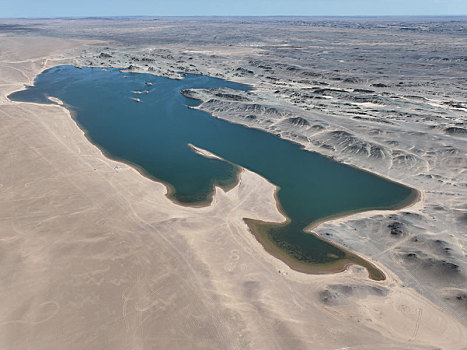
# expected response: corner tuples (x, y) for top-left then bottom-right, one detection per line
(9, 65), (417, 268)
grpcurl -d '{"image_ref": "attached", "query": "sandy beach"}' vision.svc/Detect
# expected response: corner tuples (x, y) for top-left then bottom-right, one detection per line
(1, 26), (466, 349)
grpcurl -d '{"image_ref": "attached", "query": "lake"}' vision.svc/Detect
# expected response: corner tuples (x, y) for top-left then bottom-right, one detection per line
(9, 66), (418, 279)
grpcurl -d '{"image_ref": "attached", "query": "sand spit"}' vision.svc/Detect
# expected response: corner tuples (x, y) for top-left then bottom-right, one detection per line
(187, 143), (224, 160)
(0, 21), (466, 349)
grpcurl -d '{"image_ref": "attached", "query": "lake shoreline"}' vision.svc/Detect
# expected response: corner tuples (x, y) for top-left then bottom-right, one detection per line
(9, 65), (421, 281)
(244, 188), (421, 281)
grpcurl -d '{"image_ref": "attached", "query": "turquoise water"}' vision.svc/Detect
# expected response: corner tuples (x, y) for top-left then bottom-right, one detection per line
(9, 65), (417, 268)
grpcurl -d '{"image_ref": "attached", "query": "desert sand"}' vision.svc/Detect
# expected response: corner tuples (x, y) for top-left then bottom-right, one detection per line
(1, 19), (466, 349)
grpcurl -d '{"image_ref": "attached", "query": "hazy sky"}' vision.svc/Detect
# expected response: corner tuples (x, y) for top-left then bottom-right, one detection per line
(1, 0), (466, 17)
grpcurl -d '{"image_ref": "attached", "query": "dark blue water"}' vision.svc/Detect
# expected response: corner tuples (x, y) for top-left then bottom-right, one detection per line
(9, 66), (417, 276)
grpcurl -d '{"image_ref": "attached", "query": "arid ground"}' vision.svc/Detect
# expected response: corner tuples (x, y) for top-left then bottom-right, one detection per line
(0, 17), (466, 349)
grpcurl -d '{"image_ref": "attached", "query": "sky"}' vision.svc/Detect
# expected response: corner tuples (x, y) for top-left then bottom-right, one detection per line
(1, 0), (466, 18)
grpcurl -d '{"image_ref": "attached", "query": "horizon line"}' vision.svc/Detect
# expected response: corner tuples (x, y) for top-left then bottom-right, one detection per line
(2, 14), (467, 20)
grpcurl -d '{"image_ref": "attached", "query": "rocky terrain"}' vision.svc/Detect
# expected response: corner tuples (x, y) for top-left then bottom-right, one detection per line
(1, 16), (466, 335)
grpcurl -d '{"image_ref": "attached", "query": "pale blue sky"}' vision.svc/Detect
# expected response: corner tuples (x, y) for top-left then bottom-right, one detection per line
(1, 0), (466, 18)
